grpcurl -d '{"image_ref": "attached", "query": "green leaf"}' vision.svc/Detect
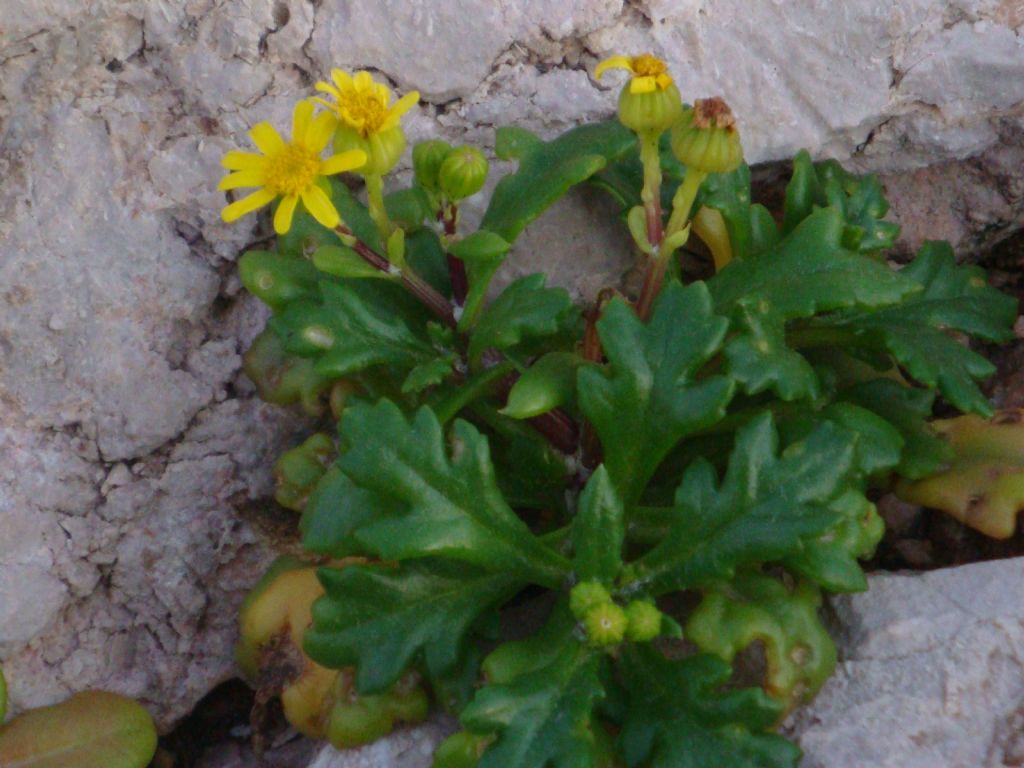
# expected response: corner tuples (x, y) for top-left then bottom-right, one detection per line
(0, 691), (158, 768)
(239, 250), (322, 310)
(619, 647), (799, 768)
(709, 208), (916, 317)
(339, 401), (570, 585)
(385, 185), (434, 229)
(571, 466), (625, 585)
(822, 241), (1017, 415)
(501, 352), (586, 419)
(306, 559), (522, 693)
(461, 621), (603, 768)
(402, 355), (458, 393)
(628, 413), (857, 595)
(709, 207), (918, 401)
(270, 281), (435, 378)
(782, 150), (899, 252)
(243, 328), (334, 414)
(839, 379), (950, 479)
(313, 245), (391, 280)
(406, 228), (453, 296)
(468, 275), (575, 365)
(449, 231), (513, 330)
(482, 122), (635, 242)
(686, 570), (837, 711)
(578, 281), (734, 504)
(300, 465), (403, 558)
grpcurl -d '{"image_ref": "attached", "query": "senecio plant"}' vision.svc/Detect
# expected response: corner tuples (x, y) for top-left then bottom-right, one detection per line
(219, 53), (1019, 767)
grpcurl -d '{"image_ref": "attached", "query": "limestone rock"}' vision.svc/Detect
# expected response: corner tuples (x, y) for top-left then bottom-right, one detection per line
(789, 557), (1024, 768)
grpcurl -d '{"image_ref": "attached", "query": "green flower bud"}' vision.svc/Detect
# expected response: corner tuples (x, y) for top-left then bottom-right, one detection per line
(670, 97), (743, 174)
(412, 139), (452, 191)
(569, 581), (611, 619)
(334, 123), (407, 176)
(617, 81), (683, 137)
(596, 53), (683, 136)
(624, 600), (662, 642)
(583, 602), (628, 647)
(438, 145), (489, 201)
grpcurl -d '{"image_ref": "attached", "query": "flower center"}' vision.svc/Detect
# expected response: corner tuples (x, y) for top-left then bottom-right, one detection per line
(339, 91), (388, 137)
(693, 97), (737, 131)
(265, 144), (320, 196)
(632, 54), (668, 79)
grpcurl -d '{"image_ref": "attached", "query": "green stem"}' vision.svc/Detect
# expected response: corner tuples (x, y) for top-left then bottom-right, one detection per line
(639, 132), (664, 248)
(666, 168), (707, 236)
(364, 173), (392, 241)
(430, 362), (515, 424)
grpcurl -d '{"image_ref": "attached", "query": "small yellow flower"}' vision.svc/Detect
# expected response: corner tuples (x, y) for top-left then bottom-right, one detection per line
(314, 69), (419, 138)
(313, 70), (419, 176)
(595, 53), (674, 94)
(218, 101), (367, 234)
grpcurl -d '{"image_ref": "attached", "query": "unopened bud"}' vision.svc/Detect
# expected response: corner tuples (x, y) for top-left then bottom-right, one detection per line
(412, 139), (452, 192)
(438, 145), (489, 201)
(670, 97), (743, 174)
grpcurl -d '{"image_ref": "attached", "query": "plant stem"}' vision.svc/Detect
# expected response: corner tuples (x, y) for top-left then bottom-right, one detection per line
(441, 204), (468, 306)
(364, 174), (392, 240)
(334, 223), (456, 327)
(666, 168), (706, 237)
(639, 133), (664, 249)
(335, 223), (581, 455)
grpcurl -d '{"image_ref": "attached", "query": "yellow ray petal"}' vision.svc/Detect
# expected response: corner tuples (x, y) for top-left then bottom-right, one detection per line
(312, 96), (340, 115)
(353, 71), (374, 91)
(320, 149), (367, 175)
(301, 185), (341, 229)
(292, 101), (314, 143)
(595, 55), (634, 80)
(217, 170), (265, 191)
(221, 150), (265, 170)
(306, 112), (338, 152)
(274, 194), (299, 234)
(330, 69), (354, 92)
(222, 188), (276, 222)
(629, 76), (658, 95)
(249, 122), (285, 156)
(315, 82), (341, 100)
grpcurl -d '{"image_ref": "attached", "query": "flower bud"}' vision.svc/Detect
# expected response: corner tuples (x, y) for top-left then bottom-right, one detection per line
(624, 600), (662, 642)
(670, 97), (743, 174)
(412, 139), (452, 192)
(334, 124), (407, 176)
(617, 81), (682, 136)
(583, 602), (628, 647)
(569, 580), (611, 619)
(596, 53), (682, 136)
(438, 145), (489, 201)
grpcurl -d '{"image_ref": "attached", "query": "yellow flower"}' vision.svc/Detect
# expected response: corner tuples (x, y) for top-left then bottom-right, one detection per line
(218, 101), (367, 234)
(595, 53), (674, 94)
(314, 70), (419, 175)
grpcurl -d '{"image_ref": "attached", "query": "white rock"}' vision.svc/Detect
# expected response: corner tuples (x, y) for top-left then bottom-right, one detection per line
(789, 557), (1024, 767)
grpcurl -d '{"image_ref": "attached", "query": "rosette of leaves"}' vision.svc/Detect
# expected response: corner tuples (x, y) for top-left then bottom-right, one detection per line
(237, 118), (1016, 765)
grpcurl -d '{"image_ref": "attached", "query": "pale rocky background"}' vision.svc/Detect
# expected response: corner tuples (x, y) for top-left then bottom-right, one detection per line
(1, 0), (1023, 764)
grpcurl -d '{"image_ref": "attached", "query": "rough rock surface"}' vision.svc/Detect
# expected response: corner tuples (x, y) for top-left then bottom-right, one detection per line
(1, 0), (1023, 736)
(789, 557), (1024, 768)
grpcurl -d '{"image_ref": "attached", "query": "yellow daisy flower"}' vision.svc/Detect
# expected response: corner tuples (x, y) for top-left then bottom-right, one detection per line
(595, 53), (674, 94)
(313, 70), (419, 175)
(315, 69), (418, 138)
(218, 101), (367, 234)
